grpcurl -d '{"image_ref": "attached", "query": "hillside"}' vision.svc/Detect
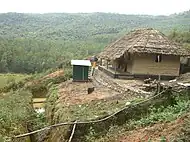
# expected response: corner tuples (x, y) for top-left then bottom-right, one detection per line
(0, 11), (190, 41)
(0, 10), (190, 142)
(0, 11), (189, 74)
(1, 68), (190, 141)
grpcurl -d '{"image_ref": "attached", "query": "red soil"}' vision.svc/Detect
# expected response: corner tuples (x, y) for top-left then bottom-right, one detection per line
(25, 70), (64, 87)
(57, 81), (119, 106)
(43, 70), (64, 79)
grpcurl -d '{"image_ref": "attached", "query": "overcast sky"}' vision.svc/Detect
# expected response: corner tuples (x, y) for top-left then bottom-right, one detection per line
(0, 0), (189, 15)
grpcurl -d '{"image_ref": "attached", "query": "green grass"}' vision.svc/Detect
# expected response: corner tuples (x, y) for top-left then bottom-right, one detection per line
(0, 74), (30, 89)
(52, 98), (136, 122)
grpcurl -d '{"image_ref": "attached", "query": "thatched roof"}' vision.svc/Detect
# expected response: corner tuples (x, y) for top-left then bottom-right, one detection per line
(99, 28), (190, 60)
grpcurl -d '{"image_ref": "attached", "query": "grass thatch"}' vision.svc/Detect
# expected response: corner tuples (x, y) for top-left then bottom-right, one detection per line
(100, 28), (190, 60)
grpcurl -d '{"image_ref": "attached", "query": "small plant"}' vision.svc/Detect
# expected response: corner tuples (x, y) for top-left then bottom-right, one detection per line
(160, 136), (167, 142)
(6, 77), (15, 85)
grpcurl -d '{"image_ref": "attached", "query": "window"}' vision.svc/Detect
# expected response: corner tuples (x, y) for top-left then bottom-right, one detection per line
(155, 54), (162, 62)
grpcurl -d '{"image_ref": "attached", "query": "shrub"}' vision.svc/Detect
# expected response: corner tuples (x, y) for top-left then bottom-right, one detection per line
(0, 90), (33, 139)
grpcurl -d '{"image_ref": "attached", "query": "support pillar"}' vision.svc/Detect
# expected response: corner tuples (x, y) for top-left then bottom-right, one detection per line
(114, 62), (117, 78)
(106, 60), (108, 69)
(100, 58), (102, 66)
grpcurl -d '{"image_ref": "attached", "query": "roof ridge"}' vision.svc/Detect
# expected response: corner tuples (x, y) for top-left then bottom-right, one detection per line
(143, 29), (153, 50)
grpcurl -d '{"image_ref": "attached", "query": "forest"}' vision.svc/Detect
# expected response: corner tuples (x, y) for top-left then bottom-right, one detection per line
(0, 11), (190, 73)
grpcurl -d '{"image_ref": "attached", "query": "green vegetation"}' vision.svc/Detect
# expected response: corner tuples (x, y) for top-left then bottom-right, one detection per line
(0, 89), (49, 142)
(54, 99), (128, 122)
(1, 12), (190, 40)
(87, 92), (190, 142)
(0, 38), (95, 73)
(0, 68), (71, 96)
(0, 90), (33, 141)
(169, 29), (190, 49)
(0, 11), (190, 74)
(45, 85), (59, 124)
(0, 64), (73, 140)
(0, 74), (29, 89)
(176, 114), (190, 142)
(131, 95), (189, 127)
(0, 69), (71, 141)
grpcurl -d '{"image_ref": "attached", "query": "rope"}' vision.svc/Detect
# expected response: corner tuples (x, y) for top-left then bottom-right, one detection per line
(68, 121), (77, 142)
(13, 89), (167, 139)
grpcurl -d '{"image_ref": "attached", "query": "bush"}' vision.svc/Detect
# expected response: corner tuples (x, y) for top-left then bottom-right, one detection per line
(0, 90), (33, 139)
(133, 95), (190, 127)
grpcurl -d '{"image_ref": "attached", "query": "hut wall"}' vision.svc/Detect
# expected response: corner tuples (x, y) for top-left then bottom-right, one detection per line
(126, 54), (133, 73)
(131, 53), (180, 76)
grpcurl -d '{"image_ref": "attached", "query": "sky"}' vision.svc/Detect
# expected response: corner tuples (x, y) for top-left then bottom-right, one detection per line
(0, 0), (190, 15)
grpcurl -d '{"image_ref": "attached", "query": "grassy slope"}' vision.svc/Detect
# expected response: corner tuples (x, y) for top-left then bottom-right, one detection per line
(85, 93), (190, 142)
(0, 74), (33, 141)
(0, 90), (33, 141)
(0, 74), (30, 89)
(0, 70), (70, 141)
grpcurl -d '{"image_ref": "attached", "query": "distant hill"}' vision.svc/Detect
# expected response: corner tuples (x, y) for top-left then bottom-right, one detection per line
(0, 11), (190, 41)
(0, 11), (189, 74)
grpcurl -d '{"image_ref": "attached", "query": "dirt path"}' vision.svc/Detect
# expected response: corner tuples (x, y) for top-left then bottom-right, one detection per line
(58, 81), (120, 106)
(57, 68), (155, 107)
(93, 69), (152, 97)
(57, 69), (150, 106)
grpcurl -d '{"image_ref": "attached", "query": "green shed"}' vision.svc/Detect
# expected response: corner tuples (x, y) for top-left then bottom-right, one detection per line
(71, 60), (91, 82)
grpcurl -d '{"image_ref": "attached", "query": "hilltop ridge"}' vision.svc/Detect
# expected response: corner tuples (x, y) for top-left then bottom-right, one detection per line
(0, 10), (190, 40)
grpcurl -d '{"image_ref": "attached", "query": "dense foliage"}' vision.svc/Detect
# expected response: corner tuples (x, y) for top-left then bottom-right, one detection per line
(169, 29), (190, 49)
(0, 74), (29, 89)
(0, 38), (105, 73)
(0, 90), (33, 141)
(0, 11), (190, 40)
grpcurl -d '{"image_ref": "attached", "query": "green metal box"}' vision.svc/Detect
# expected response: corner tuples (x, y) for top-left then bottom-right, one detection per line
(73, 65), (89, 81)
(71, 60), (91, 82)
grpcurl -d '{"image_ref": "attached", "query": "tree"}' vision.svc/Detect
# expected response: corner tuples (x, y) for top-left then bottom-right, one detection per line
(0, 53), (9, 72)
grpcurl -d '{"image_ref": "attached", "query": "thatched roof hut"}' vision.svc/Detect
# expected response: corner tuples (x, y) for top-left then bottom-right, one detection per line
(99, 28), (190, 78)
(100, 28), (190, 60)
